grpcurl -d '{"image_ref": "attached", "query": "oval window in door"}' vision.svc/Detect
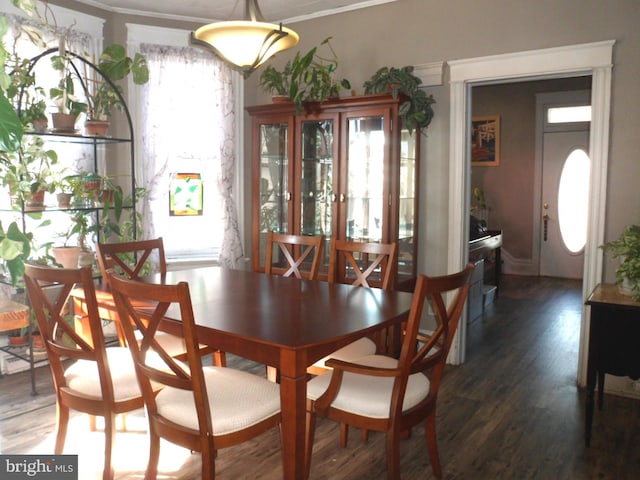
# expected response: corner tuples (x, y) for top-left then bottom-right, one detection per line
(558, 148), (590, 253)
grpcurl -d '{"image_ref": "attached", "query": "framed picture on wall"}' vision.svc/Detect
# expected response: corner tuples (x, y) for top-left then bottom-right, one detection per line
(471, 115), (500, 166)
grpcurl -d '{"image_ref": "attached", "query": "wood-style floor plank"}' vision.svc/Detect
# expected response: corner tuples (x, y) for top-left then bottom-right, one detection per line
(2, 275), (640, 479)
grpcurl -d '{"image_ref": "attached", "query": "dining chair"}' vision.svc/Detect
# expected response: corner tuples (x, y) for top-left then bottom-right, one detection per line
(305, 263), (475, 480)
(264, 232), (325, 280)
(263, 232), (325, 381)
(96, 238), (222, 366)
(306, 240), (398, 376)
(23, 263), (152, 480)
(108, 271), (282, 479)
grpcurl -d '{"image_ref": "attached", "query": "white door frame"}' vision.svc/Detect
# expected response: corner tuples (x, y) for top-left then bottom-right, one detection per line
(447, 40), (614, 388)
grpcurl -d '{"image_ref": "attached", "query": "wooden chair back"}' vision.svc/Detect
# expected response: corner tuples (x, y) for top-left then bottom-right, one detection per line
(328, 239), (397, 290)
(24, 264), (109, 393)
(96, 238), (166, 283)
(23, 263), (144, 480)
(264, 232), (324, 280)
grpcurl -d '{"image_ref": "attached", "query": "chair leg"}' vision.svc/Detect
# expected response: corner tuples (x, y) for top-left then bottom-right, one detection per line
(425, 413), (442, 479)
(55, 403), (70, 454)
(266, 365), (279, 383)
(340, 423), (349, 448)
(213, 349), (226, 367)
(305, 402), (317, 480)
(386, 428), (402, 480)
(103, 413), (116, 480)
(146, 430), (161, 480)
(362, 428), (369, 443)
(200, 443), (215, 478)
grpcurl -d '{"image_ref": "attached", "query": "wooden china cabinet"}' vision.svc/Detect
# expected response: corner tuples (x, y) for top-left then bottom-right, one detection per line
(247, 93), (420, 290)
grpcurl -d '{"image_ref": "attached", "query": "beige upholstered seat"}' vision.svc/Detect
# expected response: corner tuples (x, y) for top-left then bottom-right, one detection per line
(23, 264), (156, 480)
(108, 271), (282, 479)
(305, 263), (475, 480)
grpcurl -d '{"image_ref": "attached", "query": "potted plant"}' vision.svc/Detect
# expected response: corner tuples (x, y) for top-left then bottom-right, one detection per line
(259, 37), (351, 114)
(1, 135), (57, 210)
(601, 224), (640, 300)
(52, 210), (97, 268)
(83, 44), (149, 136)
(363, 65), (436, 133)
(52, 172), (83, 209)
(49, 43), (87, 132)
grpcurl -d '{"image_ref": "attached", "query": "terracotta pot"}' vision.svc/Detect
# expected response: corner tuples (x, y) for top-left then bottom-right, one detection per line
(25, 189), (46, 211)
(56, 192), (72, 209)
(84, 120), (110, 136)
(52, 246), (82, 268)
(8, 334), (28, 347)
(32, 333), (45, 350)
(32, 117), (48, 133)
(51, 113), (77, 132)
(272, 95), (292, 104)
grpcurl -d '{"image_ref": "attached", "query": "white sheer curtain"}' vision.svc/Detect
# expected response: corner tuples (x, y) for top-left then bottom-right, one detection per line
(138, 43), (243, 268)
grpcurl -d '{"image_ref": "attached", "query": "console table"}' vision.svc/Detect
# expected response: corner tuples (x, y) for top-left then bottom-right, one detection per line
(584, 284), (640, 446)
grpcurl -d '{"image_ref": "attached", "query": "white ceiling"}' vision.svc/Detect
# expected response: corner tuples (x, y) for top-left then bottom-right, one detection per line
(73, 0), (399, 23)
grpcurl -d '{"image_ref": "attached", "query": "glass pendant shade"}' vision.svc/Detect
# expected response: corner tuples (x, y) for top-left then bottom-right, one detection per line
(190, 0), (299, 78)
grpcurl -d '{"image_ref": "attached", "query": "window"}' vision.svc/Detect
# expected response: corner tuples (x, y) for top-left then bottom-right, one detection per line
(129, 25), (244, 266)
(558, 148), (590, 253)
(547, 105), (591, 124)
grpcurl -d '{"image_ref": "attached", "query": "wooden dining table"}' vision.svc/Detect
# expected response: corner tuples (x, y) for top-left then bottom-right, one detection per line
(152, 266), (416, 479)
(73, 266), (414, 479)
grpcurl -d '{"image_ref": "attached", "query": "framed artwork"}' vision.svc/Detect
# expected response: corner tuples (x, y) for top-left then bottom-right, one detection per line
(471, 115), (500, 166)
(169, 173), (203, 216)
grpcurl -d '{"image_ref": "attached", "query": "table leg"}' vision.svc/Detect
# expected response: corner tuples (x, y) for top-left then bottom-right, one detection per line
(585, 312), (598, 447)
(278, 352), (307, 480)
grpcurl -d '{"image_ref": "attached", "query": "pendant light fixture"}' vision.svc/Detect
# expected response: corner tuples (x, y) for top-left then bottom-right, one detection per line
(190, 0), (300, 78)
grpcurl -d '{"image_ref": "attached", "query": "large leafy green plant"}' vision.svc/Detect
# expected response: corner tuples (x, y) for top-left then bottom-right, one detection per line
(363, 65), (435, 133)
(259, 37), (351, 113)
(85, 44), (149, 121)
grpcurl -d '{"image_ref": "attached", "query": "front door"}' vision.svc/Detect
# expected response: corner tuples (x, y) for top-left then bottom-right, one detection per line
(539, 128), (590, 278)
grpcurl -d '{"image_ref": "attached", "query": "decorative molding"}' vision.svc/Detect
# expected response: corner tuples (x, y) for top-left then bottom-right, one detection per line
(449, 40), (615, 82)
(413, 61), (445, 87)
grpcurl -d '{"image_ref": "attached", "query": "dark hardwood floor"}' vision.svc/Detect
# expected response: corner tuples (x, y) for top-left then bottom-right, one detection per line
(2, 275), (640, 479)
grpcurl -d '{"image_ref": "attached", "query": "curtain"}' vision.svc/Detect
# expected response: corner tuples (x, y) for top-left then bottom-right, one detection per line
(138, 43), (244, 268)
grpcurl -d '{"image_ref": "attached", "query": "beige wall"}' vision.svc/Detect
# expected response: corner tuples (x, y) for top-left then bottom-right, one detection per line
(49, 0), (640, 281)
(245, 0), (639, 280)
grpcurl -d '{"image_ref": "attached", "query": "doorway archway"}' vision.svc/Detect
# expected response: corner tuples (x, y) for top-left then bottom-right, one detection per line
(447, 40), (614, 388)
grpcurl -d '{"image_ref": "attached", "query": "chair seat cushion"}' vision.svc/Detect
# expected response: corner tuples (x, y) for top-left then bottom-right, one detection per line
(134, 330), (186, 357)
(65, 347), (141, 401)
(156, 367), (281, 435)
(307, 354), (430, 419)
(311, 337), (377, 370)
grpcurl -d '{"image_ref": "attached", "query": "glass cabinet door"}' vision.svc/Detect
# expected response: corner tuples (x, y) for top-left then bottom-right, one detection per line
(397, 128), (418, 284)
(257, 122), (290, 266)
(298, 117), (335, 262)
(344, 115), (386, 243)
